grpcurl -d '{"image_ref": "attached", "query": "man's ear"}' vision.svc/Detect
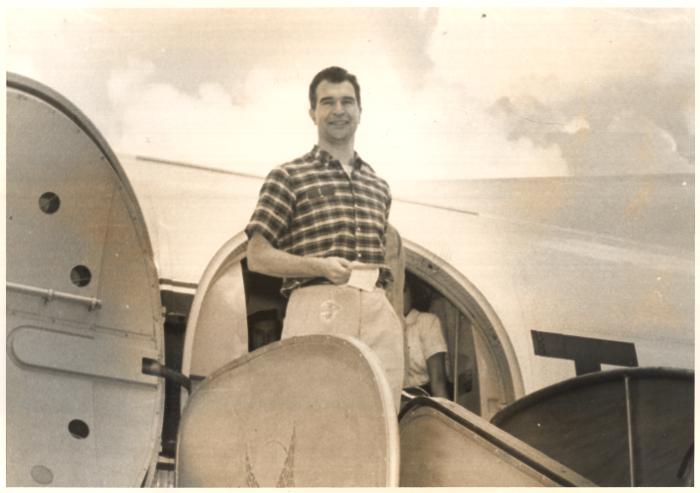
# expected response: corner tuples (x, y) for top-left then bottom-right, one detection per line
(308, 107), (317, 124)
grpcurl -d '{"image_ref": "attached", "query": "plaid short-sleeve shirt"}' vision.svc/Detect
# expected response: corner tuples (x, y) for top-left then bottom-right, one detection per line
(245, 146), (392, 295)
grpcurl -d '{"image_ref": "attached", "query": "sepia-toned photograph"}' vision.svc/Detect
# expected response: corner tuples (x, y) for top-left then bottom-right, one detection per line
(4, 4), (694, 488)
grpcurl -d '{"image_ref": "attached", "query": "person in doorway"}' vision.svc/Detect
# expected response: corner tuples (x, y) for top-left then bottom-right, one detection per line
(247, 309), (282, 352)
(403, 275), (449, 399)
(245, 66), (404, 411)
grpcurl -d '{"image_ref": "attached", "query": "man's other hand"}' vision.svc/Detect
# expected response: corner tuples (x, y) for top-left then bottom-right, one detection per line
(323, 257), (352, 284)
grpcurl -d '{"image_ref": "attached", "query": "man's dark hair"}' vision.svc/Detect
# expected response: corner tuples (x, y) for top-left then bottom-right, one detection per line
(405, 271), (433, 312)
(247, 308), (280, 327)
(309, 66), (362, 110)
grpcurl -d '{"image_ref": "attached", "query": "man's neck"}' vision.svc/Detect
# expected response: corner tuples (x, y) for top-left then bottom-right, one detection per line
(318, 139), (355, 171)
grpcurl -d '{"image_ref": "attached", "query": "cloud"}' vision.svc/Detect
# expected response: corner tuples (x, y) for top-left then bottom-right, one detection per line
(484, 73), (693, 176)
(563, 117), (590, 135)
(13, 8), (690, 181)
(360, 75), (568, 180)
(564, 109), (692, 176)
(106, 59), (315, 174)
(426, 8), (694, 177)
(374, 8), (440, 90)
(428, 9), (692, 105)
(103, 8), (573, 181)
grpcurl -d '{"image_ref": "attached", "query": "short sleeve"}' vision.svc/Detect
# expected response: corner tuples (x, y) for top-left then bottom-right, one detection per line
(419, 313), (447, 359)
(244, 167), (295, 246)
(383, 185), (392, 233)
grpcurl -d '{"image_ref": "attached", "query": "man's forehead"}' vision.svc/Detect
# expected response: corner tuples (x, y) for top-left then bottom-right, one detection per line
(316, 80), (357, 99)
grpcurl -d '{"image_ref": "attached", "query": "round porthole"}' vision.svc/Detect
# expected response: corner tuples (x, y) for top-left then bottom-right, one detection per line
(68, 419), (90, 439)
(39, 192), (61, 214)
(31, 465), (54, 485)
(70, 265), (92, 287)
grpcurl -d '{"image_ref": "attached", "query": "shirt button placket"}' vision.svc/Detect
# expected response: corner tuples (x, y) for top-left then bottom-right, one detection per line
(349, 178), (361, 260)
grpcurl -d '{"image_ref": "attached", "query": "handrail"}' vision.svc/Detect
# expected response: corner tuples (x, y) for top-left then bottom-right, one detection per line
(7, 282), (102, 311)
(625, 375), (636, 486)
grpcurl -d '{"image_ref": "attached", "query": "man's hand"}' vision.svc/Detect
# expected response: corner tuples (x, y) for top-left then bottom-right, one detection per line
(322, 257), (352, 284)
(247, 234), (353, 283)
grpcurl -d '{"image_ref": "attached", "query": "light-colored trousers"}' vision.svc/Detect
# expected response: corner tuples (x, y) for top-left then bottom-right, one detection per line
(283, 285), (404, 412)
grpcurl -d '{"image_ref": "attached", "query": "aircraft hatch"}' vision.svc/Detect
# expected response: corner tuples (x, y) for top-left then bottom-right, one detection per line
(176, 334), (400, 487)
(6, 73), (165, 486)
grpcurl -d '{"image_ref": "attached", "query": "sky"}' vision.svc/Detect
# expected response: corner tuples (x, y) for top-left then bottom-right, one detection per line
(5, 5), (695, 181)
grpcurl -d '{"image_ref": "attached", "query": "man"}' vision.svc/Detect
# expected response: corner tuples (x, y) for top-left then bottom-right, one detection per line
(403, 275), (449, 400)
(245, 66), (404, 411)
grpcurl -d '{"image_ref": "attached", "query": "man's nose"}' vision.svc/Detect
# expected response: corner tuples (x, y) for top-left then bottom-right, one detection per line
(332, 101), (345, 113)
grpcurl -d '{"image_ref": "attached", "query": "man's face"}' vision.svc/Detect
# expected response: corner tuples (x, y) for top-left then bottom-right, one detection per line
(309, 80), (361, 145)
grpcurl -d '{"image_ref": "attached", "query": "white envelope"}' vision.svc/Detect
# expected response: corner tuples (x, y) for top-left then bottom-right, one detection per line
(345, 264), (380, 292)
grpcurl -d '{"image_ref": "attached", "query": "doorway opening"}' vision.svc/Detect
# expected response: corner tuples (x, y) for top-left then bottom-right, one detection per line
(183, 235), (521, 420)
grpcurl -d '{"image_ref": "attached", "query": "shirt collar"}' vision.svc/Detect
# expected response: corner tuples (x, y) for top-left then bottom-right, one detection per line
(405, 309), (420, 325)
(311, 145), (365, 171)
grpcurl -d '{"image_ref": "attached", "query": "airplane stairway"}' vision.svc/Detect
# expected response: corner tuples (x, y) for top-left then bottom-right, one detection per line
(399, 396), (595, 486)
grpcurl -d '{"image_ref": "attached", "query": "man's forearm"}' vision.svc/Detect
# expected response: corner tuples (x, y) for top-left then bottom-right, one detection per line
(252, 248), (328, 278)
(247, 234), (327, 279)
(247, 234), (354, 284)
(427, 352), (450, 399)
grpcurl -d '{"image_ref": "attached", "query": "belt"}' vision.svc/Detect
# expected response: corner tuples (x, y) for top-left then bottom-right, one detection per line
(301, 277), (333, 288)
(285, 267), (392, 297)
(299, 275), (388, 290)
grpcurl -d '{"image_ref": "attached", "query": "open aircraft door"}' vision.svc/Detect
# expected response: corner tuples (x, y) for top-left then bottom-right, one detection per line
(6, 73), (165, 486)
(181, 234), (250, 383)
(177, 335), (400, 486)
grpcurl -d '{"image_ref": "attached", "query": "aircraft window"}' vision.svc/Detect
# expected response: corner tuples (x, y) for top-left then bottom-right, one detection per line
(30, 465), (54, 485)
(38, 191), (60, 214)
(68, 419), (90, 439)
(70, 265), (92, 287)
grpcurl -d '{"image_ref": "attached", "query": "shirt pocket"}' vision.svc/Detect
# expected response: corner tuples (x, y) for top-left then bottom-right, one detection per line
(297, 185), (337, 212)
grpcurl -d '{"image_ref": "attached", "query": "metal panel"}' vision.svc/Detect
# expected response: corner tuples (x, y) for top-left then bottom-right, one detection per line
(10, 325), (159, 384)
(491, 368), (694, 486)
(399, 398), (595, 486)
(182, 237), (249, 379)
(177, 335), (399, 487)
(392, 176), (694, 396)
(97, 181), (164, 337)
(6, 73), (164, 486)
